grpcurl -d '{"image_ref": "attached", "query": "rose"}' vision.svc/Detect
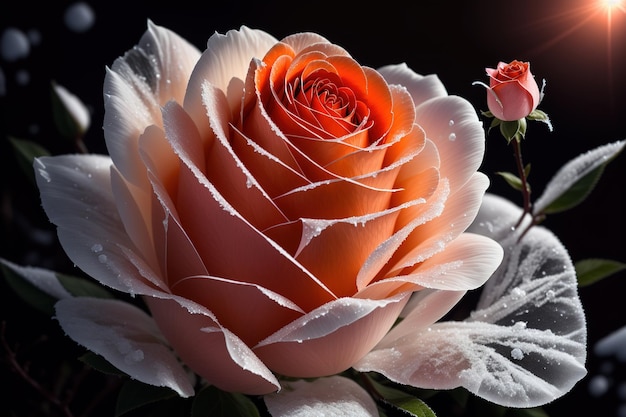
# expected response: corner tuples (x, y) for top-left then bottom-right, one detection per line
(485, 60), (541, 121)
(35, 22), (503, 396)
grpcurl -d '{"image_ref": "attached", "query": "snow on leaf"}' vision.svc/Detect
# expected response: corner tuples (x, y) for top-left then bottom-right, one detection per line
(532, 140), (625, 215)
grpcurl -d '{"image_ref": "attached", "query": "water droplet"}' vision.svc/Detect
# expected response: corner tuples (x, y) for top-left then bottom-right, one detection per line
(124, 349), (144, 364)
(98, 254), (107, 263)
(511, 348), (524, 360)
(448, 132), (456, 141)
(448, 120), (455, 126)
(511, 288), (526, 300)
(546, 290), (555, 300)
(91, 243), (103, 253)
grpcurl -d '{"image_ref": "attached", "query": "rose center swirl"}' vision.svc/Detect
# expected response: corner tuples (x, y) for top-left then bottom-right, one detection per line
(283, 69), (369, 139)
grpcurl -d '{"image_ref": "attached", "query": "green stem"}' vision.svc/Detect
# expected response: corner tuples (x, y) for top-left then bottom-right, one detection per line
(512, 139), (531, 230)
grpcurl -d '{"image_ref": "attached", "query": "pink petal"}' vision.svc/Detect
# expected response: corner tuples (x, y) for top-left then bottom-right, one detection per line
(254, 294), (409, 377)
(145, 296), (280, 395)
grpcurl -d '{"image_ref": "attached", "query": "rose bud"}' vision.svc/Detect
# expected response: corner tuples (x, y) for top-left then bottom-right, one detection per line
(486, 60), (541, 121)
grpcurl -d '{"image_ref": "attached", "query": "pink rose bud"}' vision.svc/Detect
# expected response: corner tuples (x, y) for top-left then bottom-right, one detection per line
(485, 60), (541, 121)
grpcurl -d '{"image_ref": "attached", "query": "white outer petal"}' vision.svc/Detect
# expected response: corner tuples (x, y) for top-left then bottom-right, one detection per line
(378, 63), (448, 106)
(265, 376), (378, 417)
(55, 297), (194, 397)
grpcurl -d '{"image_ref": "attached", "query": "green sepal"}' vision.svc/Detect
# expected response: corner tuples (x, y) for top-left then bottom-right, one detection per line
(575, 258), (626, 287)
(191, 385), (260, 417)
(527, 109), (553, 132)
(8, 136), (50, 185)
(499, 118), (527, 143)
(366, 375), (436, 417)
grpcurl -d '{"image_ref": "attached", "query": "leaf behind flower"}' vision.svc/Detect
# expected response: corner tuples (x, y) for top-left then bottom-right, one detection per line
(533, 140), (625, 215)
(575, 258), (626, 287)
(191, 385), (260, 417)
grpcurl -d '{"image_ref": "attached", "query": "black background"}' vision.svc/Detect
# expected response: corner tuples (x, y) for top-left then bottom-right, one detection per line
(1, 0), (625, 416)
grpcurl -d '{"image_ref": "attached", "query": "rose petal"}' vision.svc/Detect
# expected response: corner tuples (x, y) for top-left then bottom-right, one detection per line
(255, 294), (408, 377)
(355, 320), (586, 408)
(104, 21), (200, 186)
(55, 297), (194, 397)
(378, 63), (448, 105)
(171, 274), (304, 345)
(145, 296), (281, 395)
(414, 95), (485, 193)
(264, 375), (378, 417)
(184, 26), (278, 138)
(386, 172), (491, 272)
(35, 155), (157, 295)
(166, 111), (337, 309)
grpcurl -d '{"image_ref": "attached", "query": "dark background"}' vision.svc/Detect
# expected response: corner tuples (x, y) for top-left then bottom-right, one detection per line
(1, 0), (625, 416)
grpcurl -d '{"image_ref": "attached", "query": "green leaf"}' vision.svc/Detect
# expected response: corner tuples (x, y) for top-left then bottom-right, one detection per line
(8, 136), (50, 185)
(496, 171), (529, 192)
(534, 141), (625, 215)
(1, 263), (57, 315)
(367, 376), (436, 417)
(191, 385), (260, 417)
(57, 272), (115, 299)
(575, 258), (626, 287)
(542, 162), (606, 214)
(115, 380), (179, 417)
(79, 351), (127, 376)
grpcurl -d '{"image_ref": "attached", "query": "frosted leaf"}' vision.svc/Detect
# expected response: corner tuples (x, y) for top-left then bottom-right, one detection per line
(0, 258), (72, 300)
(465, 194), (587, 405)
(264, 375), (378, 417)
(533, 140), (625, 215)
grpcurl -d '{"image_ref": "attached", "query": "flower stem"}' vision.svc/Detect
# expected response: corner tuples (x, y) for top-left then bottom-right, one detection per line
(512, 138), (531, 230)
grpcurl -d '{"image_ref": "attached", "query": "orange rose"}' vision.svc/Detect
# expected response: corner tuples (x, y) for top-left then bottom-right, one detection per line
(486, 60), (541, 121)
(35, 23), (502, 395)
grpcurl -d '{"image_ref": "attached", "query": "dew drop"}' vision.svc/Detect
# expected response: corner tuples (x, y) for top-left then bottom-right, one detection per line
(511, 287), (526, 300)
(448, 132), (456, 141)
(511, 348), (524, 360)
(124, 349), (144, 364)
(98, 254), (107, 263)
(448, 119), (455, 126)
(91, 243), (103, 253)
